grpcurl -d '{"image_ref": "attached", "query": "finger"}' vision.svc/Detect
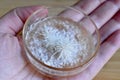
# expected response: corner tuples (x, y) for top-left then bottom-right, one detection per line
(100, 10), (120, 42)
(80, 0), (120, 34)
(0, 6), (48, 35)
(86, 30), (120, 79)
(100, 30), (120, 61)
(89, 30), (120, 79)
(90, 0), (120, 29)
(73, 30), (120, 80)
(60, 0), (106, 22)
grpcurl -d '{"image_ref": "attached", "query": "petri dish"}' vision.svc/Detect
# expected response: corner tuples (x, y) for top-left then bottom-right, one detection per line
(22, 6), (100, 77)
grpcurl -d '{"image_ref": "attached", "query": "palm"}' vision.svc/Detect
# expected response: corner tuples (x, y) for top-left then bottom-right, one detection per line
(0, 0), (120, 80)
(0, 33), (52, 80)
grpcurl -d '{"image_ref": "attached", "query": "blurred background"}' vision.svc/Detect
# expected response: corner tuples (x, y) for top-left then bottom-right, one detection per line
(0, 0), (78, 16)
(0, 0), (120, 80)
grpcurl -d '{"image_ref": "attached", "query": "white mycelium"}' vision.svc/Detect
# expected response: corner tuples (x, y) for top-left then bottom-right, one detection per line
(25, 17), (92, 68)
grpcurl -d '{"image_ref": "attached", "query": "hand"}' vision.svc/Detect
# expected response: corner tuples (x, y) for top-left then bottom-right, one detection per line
(0, 0), (120, 80)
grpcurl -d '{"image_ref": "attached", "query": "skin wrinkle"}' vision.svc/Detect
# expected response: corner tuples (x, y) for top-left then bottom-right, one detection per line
(14, 7), (35, 36)
(31, 72), (43, 80)
(100, 19), (120, 43)
(112, 0), (120, 8)
(111, 1), (120, 9)
(22, 68), (33, 80)
(97, 30), (120, 71)
(13, 8), (24, 35)
(10, 62), (29, 80)
(0, 55), (19, 62)
(15, 6), (41, 22)
(99, 30), (120, 69)
(30, 71), (38, 80)
(60, 0), (106, 22)
(15, 7), (29, 23)
(99, 10), (120, 43)
(0, 34), (24, 79)
(0, 35), (20, 57)
(10, 36), (31, 80)
(21, 65), (32, 80)
(100, 34), (120, 62)
(0, 19), (15, 35)
(90, 0), (120, 29)
(23, 66), (40, 80)
(8, 9), (23, 35)
(98, 0), (106, 3)
(74, 0), (106, 14)
(105, 30), (120, 48)
(16, 36), (36, 80)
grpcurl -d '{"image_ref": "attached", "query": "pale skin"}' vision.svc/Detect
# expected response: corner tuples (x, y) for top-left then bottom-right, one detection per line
(0, 0), (120, 80)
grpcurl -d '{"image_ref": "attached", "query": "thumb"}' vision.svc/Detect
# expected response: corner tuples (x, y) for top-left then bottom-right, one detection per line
(0, 6), (48, 35)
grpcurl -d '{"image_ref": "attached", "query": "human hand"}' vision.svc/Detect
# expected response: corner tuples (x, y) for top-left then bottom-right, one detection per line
(0, 0), (120, 80)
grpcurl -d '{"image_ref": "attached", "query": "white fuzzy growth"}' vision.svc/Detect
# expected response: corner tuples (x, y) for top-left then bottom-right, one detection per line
(41, 26), (80, 63)
(26, 17), (89, 68)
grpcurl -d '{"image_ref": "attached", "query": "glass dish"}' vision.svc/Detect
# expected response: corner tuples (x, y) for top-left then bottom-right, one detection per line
(22, 6), (100, 77)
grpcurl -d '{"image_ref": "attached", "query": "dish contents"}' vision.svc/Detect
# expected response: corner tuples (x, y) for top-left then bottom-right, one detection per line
(24, 16), (95, 69)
